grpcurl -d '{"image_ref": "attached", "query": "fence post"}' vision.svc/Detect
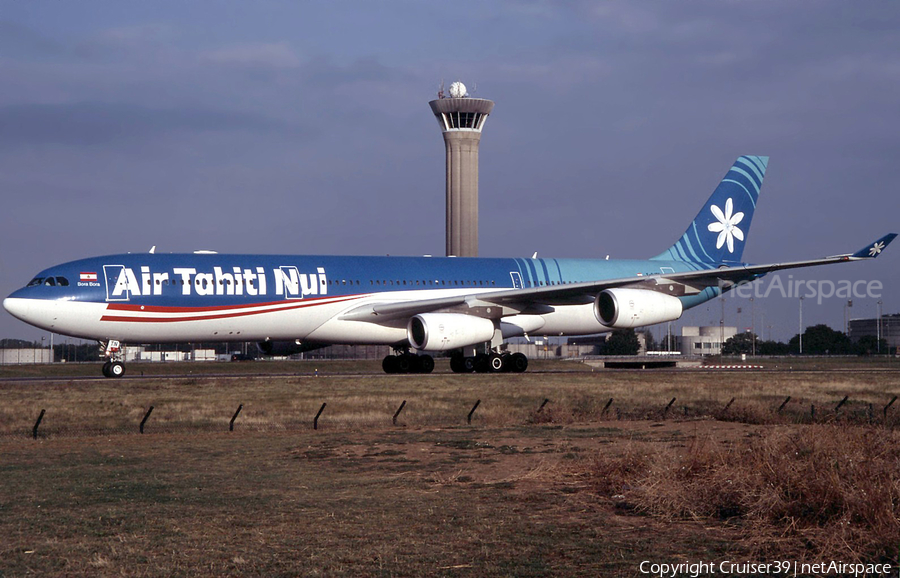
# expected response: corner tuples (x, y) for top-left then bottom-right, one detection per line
(467, 400), (481, 425)
(536, 399), (550, 413)
(883, 395), (897, 419)
(601, 398), (614, 416)
(230, 404), (243, 432)
(313, 403), (326, 430)
(32, 409), (45, 440)
(723, 398), (735, 413)
(663, 398), (676, 418)
(777, 396), (791, 414)
(140, 406), (154, 434)
(392, 400), (407, 426)
(834, 395), (849, 413)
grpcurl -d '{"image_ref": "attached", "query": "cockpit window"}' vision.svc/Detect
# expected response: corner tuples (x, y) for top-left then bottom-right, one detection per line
(25, 276), (69, 288)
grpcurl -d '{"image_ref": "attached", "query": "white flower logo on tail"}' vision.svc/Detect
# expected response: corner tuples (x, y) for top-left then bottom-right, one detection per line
(869, 241), (885, 257)
(707, 198), (744, 253)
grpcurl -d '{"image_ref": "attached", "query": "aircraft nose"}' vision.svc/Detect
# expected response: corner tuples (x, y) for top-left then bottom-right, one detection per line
(3, 297), (30, 322)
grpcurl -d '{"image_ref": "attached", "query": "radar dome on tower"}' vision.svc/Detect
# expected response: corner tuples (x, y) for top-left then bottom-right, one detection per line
(448, 82), (467, 98)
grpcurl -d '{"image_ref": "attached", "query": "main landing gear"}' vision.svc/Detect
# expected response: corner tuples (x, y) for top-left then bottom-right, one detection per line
(382, 351), (435, 374)
(99, 340), (126, 378)
(450, 352), (528, 374)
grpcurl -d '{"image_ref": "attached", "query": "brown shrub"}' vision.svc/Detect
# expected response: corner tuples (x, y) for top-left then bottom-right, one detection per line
(582, 425), (900, 562)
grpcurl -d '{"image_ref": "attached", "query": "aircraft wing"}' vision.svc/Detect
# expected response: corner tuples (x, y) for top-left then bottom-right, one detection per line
(339, 234), (896, 323)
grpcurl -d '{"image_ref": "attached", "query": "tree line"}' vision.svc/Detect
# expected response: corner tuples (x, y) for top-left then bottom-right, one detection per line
(596, 325), (890, 356)
(721, 324), (889, 356)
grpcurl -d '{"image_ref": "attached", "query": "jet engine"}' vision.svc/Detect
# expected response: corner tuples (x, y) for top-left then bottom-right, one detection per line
(594, 288), (683, 329)
(407, 313), (496, 351)
(257, 339), (328, 357)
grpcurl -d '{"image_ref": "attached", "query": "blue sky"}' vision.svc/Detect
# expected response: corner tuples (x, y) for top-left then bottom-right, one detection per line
(2, 1), (899, 343)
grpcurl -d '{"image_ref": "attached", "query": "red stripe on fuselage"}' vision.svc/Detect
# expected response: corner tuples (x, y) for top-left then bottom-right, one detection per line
(105, 294), (346, 313)
(100, 295), (365, 323)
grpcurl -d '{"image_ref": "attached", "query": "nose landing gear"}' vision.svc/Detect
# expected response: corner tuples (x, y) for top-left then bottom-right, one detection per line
(99, 340), (126, 378)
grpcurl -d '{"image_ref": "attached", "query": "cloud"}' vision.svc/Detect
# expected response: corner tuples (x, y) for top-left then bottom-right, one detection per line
(0, 20), (64, 57)
(0, 102), (302, 148)
(200, 42), (301, 69)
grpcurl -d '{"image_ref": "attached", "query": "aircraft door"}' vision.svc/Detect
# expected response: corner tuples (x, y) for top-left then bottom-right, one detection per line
(510, 272), (524, 289)
(104, 265), (130, 302)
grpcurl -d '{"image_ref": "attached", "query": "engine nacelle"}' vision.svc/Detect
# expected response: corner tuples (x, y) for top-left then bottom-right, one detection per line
(594, 288), (683, 329)
(408, 313), (496, 352)
(257, 339), (327, 357)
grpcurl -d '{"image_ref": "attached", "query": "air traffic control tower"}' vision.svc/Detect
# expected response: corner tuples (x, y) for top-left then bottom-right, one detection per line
(429, 82), (494, 257)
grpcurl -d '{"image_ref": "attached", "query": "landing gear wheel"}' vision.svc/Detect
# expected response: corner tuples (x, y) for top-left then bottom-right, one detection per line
(382, 355), (399, 374)
(418, 354), (435, 374)
(489, 353), (506, 373)
(474, 354), (490, 373)
(450, 354), (467, 373)
(396, 354), (413, 374)
(108, 361), (126, 378)
(102, 361), (112, 378)
(464, 356), (477, 373)
(509, 352), (528, 373)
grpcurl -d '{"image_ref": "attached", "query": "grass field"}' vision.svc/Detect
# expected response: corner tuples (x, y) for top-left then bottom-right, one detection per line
(0, 359), (898, 576)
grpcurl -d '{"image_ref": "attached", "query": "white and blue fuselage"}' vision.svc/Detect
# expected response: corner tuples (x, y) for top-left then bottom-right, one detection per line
(4, 253), (714, 344)
(4, 155), (895, 375)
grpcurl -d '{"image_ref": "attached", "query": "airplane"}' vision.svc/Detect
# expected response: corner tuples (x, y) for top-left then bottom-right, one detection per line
(3, 156), (896, 378)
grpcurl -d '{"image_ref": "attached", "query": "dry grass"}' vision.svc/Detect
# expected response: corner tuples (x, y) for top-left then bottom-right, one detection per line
(0, 425), (744, 577)
(581, 424), (900, 563)
(1, 360), (899, 437)
(1, 360), (899, 575)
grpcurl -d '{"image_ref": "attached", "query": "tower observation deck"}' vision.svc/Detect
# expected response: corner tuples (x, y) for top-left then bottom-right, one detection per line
(429, 82), (494, 257)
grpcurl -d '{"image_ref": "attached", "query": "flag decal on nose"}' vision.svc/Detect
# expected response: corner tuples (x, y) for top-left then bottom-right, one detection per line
(80, 272), (98, 282)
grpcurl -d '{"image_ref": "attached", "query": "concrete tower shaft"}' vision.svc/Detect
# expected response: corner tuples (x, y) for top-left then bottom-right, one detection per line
(429, 96), (494, 257)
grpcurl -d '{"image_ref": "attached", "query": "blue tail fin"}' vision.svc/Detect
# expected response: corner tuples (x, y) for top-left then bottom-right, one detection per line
(651, 155), (768, 265)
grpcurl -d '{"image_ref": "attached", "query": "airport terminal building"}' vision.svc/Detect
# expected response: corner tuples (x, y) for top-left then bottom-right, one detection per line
(849, 313), (900, 349)
(678, 326), (738, 356)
